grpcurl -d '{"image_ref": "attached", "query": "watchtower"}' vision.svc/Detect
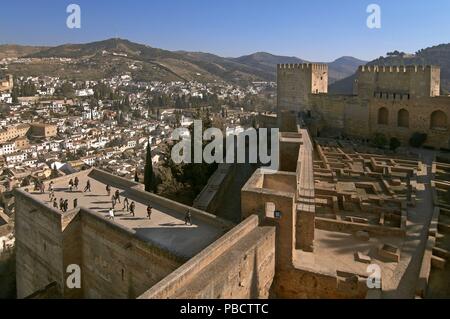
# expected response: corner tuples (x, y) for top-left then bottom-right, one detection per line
(277, 63), (328, 113)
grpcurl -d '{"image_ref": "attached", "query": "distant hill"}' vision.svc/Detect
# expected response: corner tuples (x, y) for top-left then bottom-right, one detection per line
(0, 44), (49, 59)
(233, 53), (366, 84)
(0, 38), (364, 85)
(327, 56), (367, 84)
(231, 52), (306, 78)
(330, 43), (450, 95)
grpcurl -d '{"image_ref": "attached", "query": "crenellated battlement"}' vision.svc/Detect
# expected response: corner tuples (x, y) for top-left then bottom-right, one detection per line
(356, 64), (440, 98)
(278, 63), (328, 71)
(358, 65), (439, 73)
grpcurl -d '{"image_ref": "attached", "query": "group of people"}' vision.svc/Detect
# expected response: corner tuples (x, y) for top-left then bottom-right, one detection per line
(107, 185), (137, 220)
(47, 181), (78, 212)
(68, 177), (80, 192)
(43, 179), (194, 226)
(52, 197), (77, 212)
(34, 180), (46, 194)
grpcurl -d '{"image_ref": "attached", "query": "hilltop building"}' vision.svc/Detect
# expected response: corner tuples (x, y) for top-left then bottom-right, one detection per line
(0, 75), (13, 93)
(276, 63), (450, 149)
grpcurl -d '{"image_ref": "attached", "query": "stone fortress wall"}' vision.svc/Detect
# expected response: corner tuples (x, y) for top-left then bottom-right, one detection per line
(14, 168), (275, 299)
(278, 63), (450, 149)
(355, 65), (441, 99)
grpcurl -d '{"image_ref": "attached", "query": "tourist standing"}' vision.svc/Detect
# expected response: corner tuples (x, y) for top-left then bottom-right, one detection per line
(185, 210), (192, 226)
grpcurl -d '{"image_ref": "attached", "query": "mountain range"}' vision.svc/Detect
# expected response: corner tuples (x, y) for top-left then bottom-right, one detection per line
(0, 38), (366, 85)
(2, 39), (449, 94)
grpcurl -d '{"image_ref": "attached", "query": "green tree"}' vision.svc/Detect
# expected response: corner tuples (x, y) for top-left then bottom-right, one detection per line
(409, 132), (428, 148)
(59, 82), (74, 98)
(144, 142), (155, 192)
(372, 133), (388, 149)
(389, 137), (401, 151)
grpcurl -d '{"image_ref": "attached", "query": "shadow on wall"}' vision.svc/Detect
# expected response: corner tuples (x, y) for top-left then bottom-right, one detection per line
(0, 247), (16, 299)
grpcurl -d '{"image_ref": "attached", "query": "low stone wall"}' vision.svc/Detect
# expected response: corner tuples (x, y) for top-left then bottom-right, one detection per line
(315, 217), (405, 237)
(138, 215), (275, 299)
(273, 266), (369, 299)
(126, 185), (233, 231)
(415, 207), (440, 298)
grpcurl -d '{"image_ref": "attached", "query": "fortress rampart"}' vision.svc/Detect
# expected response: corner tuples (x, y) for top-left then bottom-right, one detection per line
(355, 65), (440, 98)
(278, 63), (450, 149)
(14, 168), (275, 299)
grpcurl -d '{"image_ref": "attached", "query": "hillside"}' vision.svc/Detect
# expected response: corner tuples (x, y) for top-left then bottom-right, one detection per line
(330, 43), (450, 95)
(1, 38), (363, 85)
(0, 44), (49, 59)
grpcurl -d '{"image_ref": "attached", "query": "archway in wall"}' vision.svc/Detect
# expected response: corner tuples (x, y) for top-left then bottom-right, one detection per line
(430, 110), (448, 130)
(378, 107), (389, 125)
(398, 109), (410, 128)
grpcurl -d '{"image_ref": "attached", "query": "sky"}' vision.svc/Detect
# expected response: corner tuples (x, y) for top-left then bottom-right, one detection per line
(0, 0), (449, 62)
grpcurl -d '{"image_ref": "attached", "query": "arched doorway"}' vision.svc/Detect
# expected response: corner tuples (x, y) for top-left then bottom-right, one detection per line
(430, 110), (448, 130)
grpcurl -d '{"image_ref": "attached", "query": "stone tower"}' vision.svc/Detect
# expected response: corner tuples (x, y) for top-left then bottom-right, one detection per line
(354, 65), (440, 99)
(277, 63), (328, 113)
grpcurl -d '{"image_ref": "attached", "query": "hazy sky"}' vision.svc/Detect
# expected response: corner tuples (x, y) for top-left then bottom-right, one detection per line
(1, 0), (449, 61)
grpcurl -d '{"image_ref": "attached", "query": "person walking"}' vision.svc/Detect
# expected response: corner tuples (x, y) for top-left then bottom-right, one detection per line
(53, 198), (58, 209)
(185, 210), (192, 226)
(69, 179), (74, 192)
(106, 185), (111, 197)
(84, 180), (91, 192)
(115, 190), (121, 203)
(73, 198), (78, 209)
(59, 198), (64, 211)
(74, 177), (79, 190)
(111, 195), (116, 209)
(130, 201), (135, 217)
(108, 208), (115, 220)
(123, 197), (129, 211)
(147, 206), (153, 220)
(64, 199), (69, 212)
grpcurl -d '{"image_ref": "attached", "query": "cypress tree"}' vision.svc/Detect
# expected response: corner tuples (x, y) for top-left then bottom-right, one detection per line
(144, 142), (154, 192)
